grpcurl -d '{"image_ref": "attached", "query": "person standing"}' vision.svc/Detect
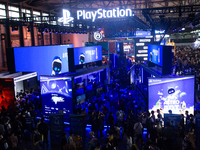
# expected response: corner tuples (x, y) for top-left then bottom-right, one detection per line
(38, 118), (49, 146)
(134, 119), (143, 145)
(61, 133), (67, 150)
(108, 112), (114, 132)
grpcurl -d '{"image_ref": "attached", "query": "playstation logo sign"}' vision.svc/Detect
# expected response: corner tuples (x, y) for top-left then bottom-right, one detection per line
(58, 9), (74, 24)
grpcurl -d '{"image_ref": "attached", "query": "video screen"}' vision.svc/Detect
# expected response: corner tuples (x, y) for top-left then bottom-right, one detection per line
(76, 94), (86, 105)
(148, 45), (163, 66)
(96, 87), (103, 97)
(116, 42), (134, 56)
(148, 76), (194, 117)
(40, 76), (73, 115)
(73, 46), (102, 65)
(85, 42), (109, 56)
(14, 45), (73, 80)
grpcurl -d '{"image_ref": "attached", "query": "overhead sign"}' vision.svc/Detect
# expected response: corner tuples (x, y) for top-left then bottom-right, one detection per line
(135, 31), (151, 37)
(58, 8), (134, 23)
(58, 9), (74, 24)
(155, 30), (165, 34)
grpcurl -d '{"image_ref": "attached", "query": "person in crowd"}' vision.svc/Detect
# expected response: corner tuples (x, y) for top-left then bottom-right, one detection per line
(116, 108), (125, 127)
(0, 119), (5, 135)
(150, 110), (155, 123)
(108, 111), (114, 132)
(4, 118), (12, 137)
(162, 122), (173, 149)
(36, 119), (41, 129)
(61, 133), (67, 150)
(94, 142), (101, 150)
(88, 131), (97, 150)
(102, 138), (113, 150)
(68, 131), (76, 150)
(185, 111), (190, 125)
(89, 110), (96, 132)
(73, 132), (83, 149)
(133, 119), (143, 146)
(96, 111), (105, 139)
(176, 122), (184, 150)
(9, 131), (18, 149)
(157, 109), (162, 124)
(38, 118), (49, 146)
(0, 133), (8, 150)
(168, 110), (172, 114)
(126, 134), (132, 150)
(31, 127), (41, 150)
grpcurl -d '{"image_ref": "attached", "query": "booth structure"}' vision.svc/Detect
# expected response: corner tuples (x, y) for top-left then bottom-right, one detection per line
(0, 72), (37, 111)
(40, 65), (109, 119)
(6, 44), (73, 79)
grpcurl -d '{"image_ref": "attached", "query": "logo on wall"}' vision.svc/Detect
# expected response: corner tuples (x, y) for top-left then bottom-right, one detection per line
(94, 31), (103, 41)
(58, 9), (74, 24)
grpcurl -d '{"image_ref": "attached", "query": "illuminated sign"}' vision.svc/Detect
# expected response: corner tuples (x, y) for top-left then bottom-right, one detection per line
(94, 31), (103, 41)
(136, 31), (151, 37)
(58, 9), (74, 24)
(58, 8), (134, 23)
(139, 39), (151, 42)
(155, 30), (165, 34)
(136, 43), (145, 46)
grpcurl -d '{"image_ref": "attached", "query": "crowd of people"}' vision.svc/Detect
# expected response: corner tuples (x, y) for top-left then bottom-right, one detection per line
(173, 46), (200, 86)
(0, 89), (47, 150)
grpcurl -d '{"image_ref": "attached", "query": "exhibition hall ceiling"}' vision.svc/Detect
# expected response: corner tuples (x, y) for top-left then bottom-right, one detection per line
(8, 0), (200, 31)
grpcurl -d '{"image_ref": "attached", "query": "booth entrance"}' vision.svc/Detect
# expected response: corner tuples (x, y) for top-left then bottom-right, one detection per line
(0, 72), (37, 111)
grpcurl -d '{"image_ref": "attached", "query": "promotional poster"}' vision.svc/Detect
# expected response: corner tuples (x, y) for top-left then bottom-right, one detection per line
(14, 45), (73, 79)
(40, 76), (73, 116)
(74, 46), (102, 65)
(148, 45), (163, 66)
(148, 76), (194, 117)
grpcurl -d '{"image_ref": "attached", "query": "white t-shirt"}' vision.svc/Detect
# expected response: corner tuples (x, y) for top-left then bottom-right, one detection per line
(127, 137), (132, 150)
(134, 122), (143, 135)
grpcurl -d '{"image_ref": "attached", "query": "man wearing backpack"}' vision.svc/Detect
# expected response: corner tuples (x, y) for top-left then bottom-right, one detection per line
(38, 118), (49, 146)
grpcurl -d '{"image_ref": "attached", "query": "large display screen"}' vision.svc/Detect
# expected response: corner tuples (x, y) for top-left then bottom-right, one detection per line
(148, 76), (194, 117)
(40, 76), (73, 116)
(74, 46), (102, 65)
(148, 45), (163, 66)
(116, 42), (134, 56)
(14, 45), (73, 79)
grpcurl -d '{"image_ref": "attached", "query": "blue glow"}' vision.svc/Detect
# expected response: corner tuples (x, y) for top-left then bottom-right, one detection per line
(14, 45), (73, 80)
(40, 76), (73, 116)
(148, 45), (163, 66)
(74, 46), (102, 65)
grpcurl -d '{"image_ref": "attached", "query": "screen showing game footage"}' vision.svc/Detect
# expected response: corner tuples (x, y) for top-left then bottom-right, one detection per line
(40, 76), (73, 115)
(148, 76), (194, 117)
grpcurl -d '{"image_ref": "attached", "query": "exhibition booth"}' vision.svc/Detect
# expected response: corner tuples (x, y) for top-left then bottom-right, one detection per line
(0, 72), (37, 111)
(40, 65), (109, 118)
(5, 43), (108, 118)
